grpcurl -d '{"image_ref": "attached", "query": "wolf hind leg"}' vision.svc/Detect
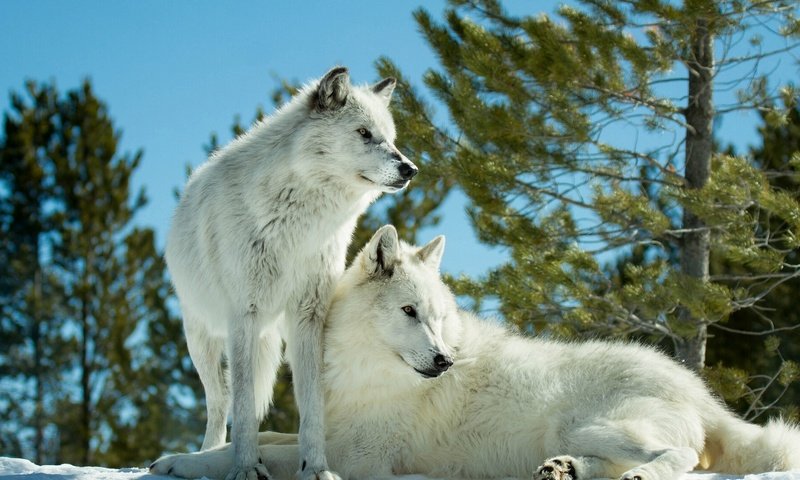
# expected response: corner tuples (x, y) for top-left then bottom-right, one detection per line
(185, 316), (229, 450)
(150, 443), (300, 480)
(537, 421), (700, 480)
(535, 449), (697, 480)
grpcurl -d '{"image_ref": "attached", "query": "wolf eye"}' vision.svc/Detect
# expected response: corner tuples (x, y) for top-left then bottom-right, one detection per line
(357, 127), (372, 139)
(401, 305), (417, 318)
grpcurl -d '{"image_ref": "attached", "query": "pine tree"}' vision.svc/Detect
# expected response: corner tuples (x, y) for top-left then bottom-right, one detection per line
(380, 0), (800, 387)
(43, 80), (146, 464)
(98, 227), (204, 465)
(0, 82), (66, 462)
(704, 95), (800, 420)
(0, 80), (203, 465)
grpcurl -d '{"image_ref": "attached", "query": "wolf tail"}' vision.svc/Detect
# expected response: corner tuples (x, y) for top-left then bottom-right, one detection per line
(701, 404), (800, 473)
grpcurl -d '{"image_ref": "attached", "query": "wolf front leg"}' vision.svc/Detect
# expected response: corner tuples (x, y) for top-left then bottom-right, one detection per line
(226, 310), (275, 480)
(286, 282), (341, 480)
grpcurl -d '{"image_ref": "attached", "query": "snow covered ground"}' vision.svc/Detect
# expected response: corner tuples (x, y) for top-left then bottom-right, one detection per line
(1, 457), (799, 480)
(0, 456), (166, 479)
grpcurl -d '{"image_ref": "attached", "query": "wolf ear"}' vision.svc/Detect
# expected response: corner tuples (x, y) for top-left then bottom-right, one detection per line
(364, 225), (399, 277)
(372, 77), (396, 106)
(315, 66), (350, 111)
(417, 235), (445, 271)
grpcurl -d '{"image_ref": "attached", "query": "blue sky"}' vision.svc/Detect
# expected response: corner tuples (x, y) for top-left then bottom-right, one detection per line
(1, 1), (797, 284)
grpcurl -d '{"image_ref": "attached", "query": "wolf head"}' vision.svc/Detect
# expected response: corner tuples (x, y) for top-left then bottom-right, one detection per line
(326, 226), (462, 388)
(288, 67), (417, 193)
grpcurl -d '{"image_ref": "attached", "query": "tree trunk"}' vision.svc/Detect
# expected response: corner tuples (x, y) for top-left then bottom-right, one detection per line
(33, 268), (43, 465)
(80, 278), (92, 466)
(676, 17), (714, 372)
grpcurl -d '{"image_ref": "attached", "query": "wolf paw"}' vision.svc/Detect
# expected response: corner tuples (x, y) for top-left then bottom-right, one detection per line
(149, 448), (247, 479)
(149, 455), (177, 477)
(620, 468), (646, 480)
(224, 463), (271, 480)
(149, 452), (231, 479)
(534, 456), (578, 480)
(150, 454), (202, 479)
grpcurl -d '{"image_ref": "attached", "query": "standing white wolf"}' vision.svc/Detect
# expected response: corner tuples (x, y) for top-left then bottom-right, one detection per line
(156, 226), (800, 480)
(164, 68), (417, 480)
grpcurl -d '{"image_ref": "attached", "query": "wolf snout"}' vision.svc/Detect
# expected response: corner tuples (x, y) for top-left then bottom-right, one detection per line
(398, 160), (418, 181)
(389, 149), (418, 181)
(433, 353), (454, 372)
(413, 352), (453, 379)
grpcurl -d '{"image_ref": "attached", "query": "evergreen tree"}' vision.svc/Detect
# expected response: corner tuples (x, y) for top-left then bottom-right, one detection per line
(43, 80), (149, 465)
(705, 95), (800, 420)
(0, 82), (67, 463)
(97, 227), (204, 465)
(0, 80), (203, 465)
(379, 0), (800, 406)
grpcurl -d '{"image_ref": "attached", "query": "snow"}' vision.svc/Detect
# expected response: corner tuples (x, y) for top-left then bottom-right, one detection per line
(1, 457), (799, 480)
(0, 457), (170, 480)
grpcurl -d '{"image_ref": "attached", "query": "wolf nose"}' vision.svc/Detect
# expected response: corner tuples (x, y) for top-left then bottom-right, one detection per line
(433, 353), (453, 372)
(398, 161), (418, 181)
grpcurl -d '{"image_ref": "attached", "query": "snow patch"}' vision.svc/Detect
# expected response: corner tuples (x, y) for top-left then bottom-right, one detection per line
(0, 456), (175, 480)
(0, 457), (799, 480)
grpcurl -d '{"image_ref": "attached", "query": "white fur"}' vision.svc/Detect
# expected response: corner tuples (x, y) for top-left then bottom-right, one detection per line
(155, 227), (800, 480)
(163, 67), (416, 480)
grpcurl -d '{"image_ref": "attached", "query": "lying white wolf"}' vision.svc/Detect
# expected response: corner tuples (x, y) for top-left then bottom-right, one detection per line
(164, 68), (416, 480)
(154, 226), (800, 480)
